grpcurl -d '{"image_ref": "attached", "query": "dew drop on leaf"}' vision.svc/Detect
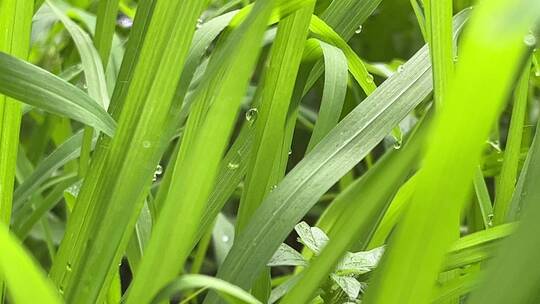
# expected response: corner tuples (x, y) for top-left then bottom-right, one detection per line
(524, 33), (537, 47)
(245, 108), (258, 123)
(355, 25), (362, 34)
(227, 162), (239, 170)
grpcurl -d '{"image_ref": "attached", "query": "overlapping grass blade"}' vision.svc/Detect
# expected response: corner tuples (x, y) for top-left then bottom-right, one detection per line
(209, 15), (446, 294)
(305, 39), (348, 152)
(234, 3), (315, 300)
(363, 0), (540, 302)
(281, 117), (430, 303)
(46, 0), (109, 108)
(49, 0), (207, 302)
(125, 1), (282, 302)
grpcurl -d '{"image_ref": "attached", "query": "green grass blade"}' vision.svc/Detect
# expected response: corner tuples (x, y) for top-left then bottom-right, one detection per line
(0, 53), (115, 136)
(443, 223), (514, 271)
(473, 166), (494, 228)
(366, 175), (416, 248)
(12, 131), (90, 206)
(305, 39), (348, 153)
(493, 60), (531, 224)
(0, 223), (62, 304)
(424, 0), (454, 106)
(151, 275), (262, 304)
(49, 0), (208, 302)
(363, 0), (540, 302)
(234, 4), (315, 300)
(0, 0), (34, 241)
(281, 117), (429, 304)
(46, 0), (109, 108)
(236, 3), (315, 233)
(125, 1), (280, 302)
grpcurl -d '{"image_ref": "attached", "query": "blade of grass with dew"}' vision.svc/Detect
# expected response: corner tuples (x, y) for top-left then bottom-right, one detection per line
(161, 0), (383, 254)
(235, 3), (315, 300)
(281, 116), (430, 304)
(363, 0), (540, 302)
(47, 0), (155, 287)
(0, 223), (62, 304)
(125, 1), (283, 302)
(236, 3), (315, 234)
(493, 59), (531, 224)
(207, 25), (441, 296)
(49, 1), (208, 303)
(305, 39), (348, 153)
(143, 1), (317, 219)
(0, 53), (115, 136)
(151, 275), (262, 304)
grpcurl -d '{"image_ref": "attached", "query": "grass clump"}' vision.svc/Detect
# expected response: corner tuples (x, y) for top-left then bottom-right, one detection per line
(0, 0), (539, 303)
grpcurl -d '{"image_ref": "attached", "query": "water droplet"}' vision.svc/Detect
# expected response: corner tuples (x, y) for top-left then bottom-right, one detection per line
(66, 263), (72, 272)
(227, 162), (239, 170)
(196, 18), (203, 29)
(116, 15), (133, 29)
(355, 25), (363, 34)
(153, 164), (163, 182)
(288, 150), (292, 156)
(366, 74), (374, 83)
(393, 140), (402, 150)
(452, 55), (459, 63)
(524, 33), (537, 47)
(245, 108), (258, 123)
(487, 214), (494, 227)
(221, 235), (229, 243)
(270, 185), (277, 192)
(59, 287), (64, 295)
(82, 83), (88, 90)
(397, 65), (404, 73)
(142, 141), (151, 149)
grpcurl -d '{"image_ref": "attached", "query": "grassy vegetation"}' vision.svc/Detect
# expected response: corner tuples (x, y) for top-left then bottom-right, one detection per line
(0, 0), (539, 303)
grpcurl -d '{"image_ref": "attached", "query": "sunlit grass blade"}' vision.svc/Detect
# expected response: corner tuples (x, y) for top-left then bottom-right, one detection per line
(0, 223), (62, 304)
(363, 0), (540, 302)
